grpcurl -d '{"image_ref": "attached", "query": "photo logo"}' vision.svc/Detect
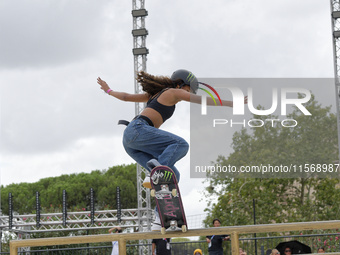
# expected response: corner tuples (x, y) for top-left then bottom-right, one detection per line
(199, 85), (312, 128)
(200, 87), (312, 116)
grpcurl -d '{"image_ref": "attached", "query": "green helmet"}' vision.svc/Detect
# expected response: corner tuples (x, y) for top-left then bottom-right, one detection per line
(171, 69), (199, 94)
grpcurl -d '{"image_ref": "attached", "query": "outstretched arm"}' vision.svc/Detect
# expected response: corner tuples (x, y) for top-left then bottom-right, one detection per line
(190, 93), (248, 107)
(97, 77), (149, 102)
(172, 88), (247, 107)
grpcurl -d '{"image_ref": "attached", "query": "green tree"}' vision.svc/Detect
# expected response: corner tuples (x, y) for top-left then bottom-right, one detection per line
(204, 95), (340, 227)
(1, 164), (138, 214)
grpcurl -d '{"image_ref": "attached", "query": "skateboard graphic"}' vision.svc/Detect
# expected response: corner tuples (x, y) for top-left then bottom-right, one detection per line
(150, 165), (187, 234)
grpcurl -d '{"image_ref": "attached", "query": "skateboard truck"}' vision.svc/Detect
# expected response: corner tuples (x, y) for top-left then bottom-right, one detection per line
(169, 220), (178, 230)
(161, 221), (178, 234)
(161, 220), (187, 234)
(151, 184), (178, 198)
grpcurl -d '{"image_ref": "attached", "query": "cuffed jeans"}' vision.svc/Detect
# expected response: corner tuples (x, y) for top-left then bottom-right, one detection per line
(122, 117), (189, 182)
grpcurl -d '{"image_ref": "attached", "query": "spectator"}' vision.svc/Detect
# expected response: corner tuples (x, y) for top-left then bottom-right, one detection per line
(317, 247), (325, 253)
(271, 249), (280, 255)
(152, 238), (171, 255)
(108, 227), (122, 255)
(239, 248), (247, 255)
(193, 248), (203, 255)
(283, 246), (292, 255)
(206, 218), (230, 255)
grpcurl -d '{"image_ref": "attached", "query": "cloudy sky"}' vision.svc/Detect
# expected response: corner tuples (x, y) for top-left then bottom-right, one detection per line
(0, 0), (336, 218)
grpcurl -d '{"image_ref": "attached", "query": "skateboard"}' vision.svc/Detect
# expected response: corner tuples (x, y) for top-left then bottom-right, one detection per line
(150, 165), (187, 234)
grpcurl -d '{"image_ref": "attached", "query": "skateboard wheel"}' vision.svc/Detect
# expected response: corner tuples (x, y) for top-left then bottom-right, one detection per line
(150, 189), (156, 197)
(171, 189), (177, 197)
(181, 225), (187, 232)
(161, 227), (166, 235)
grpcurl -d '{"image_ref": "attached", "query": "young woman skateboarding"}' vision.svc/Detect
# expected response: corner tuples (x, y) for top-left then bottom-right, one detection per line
(97, 69), (245, 187)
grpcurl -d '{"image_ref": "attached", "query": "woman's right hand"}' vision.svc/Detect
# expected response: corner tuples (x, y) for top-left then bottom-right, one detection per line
(97, 77), (110, 93)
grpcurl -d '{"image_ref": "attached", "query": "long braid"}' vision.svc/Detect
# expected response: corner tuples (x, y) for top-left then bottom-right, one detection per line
(136, 71), (182, 96)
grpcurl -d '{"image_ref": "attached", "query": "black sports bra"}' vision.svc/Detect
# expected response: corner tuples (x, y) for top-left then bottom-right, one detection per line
(146, 89), (176, 122)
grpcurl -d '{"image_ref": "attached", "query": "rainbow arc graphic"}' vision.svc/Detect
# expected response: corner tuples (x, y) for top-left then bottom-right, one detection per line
(198, 82), (222, 106)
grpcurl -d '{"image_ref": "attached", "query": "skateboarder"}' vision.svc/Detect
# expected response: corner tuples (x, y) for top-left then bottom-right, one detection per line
(97, 70), (244, 180)
(97, 70), (246, 225)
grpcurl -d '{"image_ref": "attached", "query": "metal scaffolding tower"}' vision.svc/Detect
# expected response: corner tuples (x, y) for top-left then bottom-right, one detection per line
(330, 0), (340, 160)
(131, 1), (152, 254)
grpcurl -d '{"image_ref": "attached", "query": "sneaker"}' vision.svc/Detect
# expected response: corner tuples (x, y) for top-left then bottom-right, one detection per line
(142, 176), (152, 189)
(146, 159), (161, 171)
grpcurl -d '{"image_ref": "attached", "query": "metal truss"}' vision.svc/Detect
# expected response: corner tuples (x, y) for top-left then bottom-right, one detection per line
(330, 0), (340, 159)
(0, 209), (150, 233)
(132, 1), (152, 254)
(1, 209), (151, 254)
(0, 211), (206, 234)
(0, 210), (206, 254)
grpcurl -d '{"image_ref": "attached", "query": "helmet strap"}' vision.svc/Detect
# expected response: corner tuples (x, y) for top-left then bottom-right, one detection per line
(178, 82), (185, 89)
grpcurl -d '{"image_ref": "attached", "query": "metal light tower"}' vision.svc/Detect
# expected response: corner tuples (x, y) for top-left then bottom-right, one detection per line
(132, 1), (152, 254)
(330, 0), (340, 160)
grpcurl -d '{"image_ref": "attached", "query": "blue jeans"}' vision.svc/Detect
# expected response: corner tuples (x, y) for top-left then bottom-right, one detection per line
(122, 117), (189, 182)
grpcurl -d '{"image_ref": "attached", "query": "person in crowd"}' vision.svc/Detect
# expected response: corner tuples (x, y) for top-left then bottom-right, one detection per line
(152, 238), (171, 255)
(271, 249), (280, 255)
(108, 227), (122, 255)
(239, 248), (247, 255)
(284, 246), (292, 255)
(193, 248), (203, 255)
(317, 247), (325, 253)
(206, 218), (230, 255)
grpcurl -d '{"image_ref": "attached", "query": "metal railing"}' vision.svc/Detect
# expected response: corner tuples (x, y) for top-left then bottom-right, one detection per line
(9, 220), (340, 255)
(1, 232), (340, 254)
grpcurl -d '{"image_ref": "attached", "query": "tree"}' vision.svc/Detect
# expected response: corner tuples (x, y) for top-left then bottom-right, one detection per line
(1, 164), (138, 214)
(204, 95), (340, 227)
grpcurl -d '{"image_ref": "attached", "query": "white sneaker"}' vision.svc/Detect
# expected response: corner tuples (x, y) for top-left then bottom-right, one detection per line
(142, 176), (152, 189)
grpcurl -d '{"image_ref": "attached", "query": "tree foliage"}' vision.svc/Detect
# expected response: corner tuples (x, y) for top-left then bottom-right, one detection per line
(204, 95), (340, 227)
(1, 164), (138, 214)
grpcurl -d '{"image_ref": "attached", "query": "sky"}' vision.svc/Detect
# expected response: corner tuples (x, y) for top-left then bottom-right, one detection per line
(0, 0), (336, 221)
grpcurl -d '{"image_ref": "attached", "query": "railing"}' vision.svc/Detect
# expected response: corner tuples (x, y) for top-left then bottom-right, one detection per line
(2, 234), (340, 255)
(9, 220), (340, 255)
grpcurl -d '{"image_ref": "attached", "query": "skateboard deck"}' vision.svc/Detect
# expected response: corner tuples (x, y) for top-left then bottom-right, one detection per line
(150, 165), (187, 234)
